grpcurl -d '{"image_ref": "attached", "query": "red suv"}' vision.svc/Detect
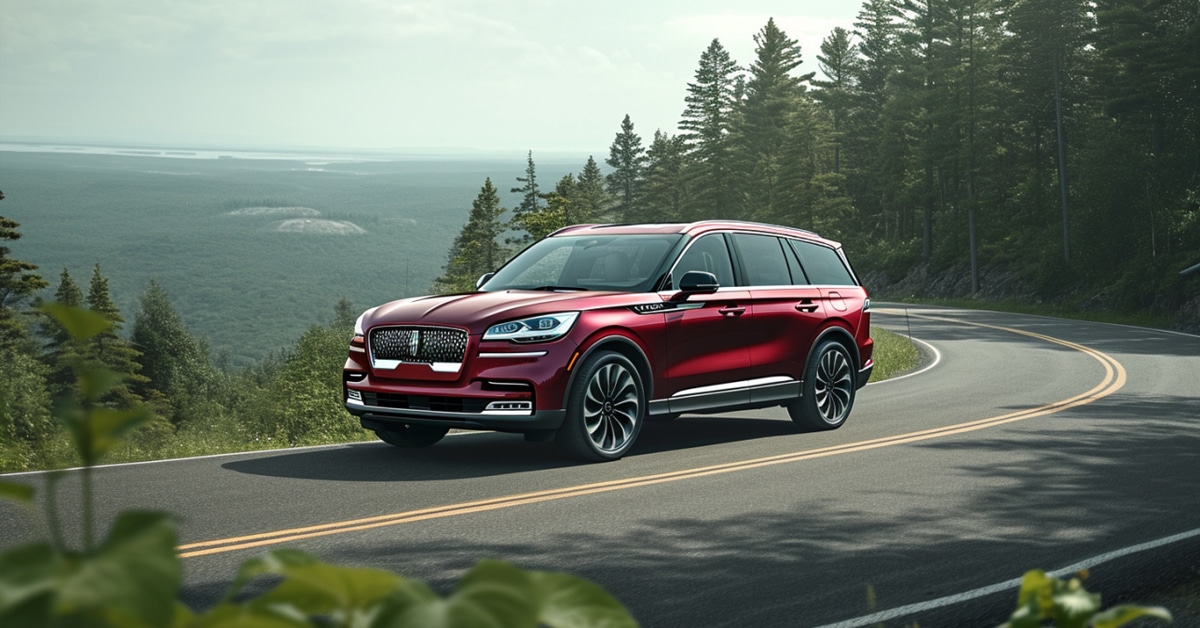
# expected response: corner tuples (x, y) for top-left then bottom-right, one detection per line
(343, 221), (872, 461)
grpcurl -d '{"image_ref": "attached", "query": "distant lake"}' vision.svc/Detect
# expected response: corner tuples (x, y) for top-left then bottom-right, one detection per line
(0, 145), (587, 366)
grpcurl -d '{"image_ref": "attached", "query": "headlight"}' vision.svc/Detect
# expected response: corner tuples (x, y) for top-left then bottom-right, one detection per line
(483, 312), (579, 343)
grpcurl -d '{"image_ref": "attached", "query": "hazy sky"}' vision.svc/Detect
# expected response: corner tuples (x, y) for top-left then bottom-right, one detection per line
(1, 0), (861, 154)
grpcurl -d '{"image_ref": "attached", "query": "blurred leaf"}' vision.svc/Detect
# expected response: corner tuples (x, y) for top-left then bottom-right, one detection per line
(251, 562), (403, 617)
(225, 549), (321, 602)
(378, 560), (538, 628)
(84, 406), (152, 464)
(55, 511), (180, 628)
(531, 571), (638, 628)
(1092, 604), (1173, 627)
(1052, 584), (1101, 628)
(40, 303), (112, 344)
(0, 480), (33, 506)
(78, 368), (125, 402)
(0, 542), (59, 626)
(192, 602), (310, 628)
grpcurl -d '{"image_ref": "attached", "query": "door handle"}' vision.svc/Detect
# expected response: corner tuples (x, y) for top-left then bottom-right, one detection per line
(795, 304), (819, 313)
(719, 306), (746, 317)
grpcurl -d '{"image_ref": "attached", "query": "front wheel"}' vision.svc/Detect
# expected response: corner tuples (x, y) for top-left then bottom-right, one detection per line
(374, 424), (449, 448)
(556, 351), (645, 462)
(788, 340), (856, 431)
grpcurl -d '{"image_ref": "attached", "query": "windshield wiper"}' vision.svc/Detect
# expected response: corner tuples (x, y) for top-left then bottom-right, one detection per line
(528, 285), (589, 291)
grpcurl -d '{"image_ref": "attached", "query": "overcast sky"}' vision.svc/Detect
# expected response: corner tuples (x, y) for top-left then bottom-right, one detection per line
(1, 0), (861, 155)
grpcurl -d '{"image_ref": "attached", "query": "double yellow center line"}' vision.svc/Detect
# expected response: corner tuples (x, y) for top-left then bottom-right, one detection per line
(179, 315), (1126, 559)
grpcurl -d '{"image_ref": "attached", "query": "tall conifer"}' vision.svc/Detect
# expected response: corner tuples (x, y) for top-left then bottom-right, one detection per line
(605, 115), (646, 221)
(680, 39), (743, 220)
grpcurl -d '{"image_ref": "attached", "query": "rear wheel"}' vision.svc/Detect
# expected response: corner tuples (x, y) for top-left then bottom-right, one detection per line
(556, 351), (645, 462)
(788, 340), (856, 431)
(374, 424), (449, 448)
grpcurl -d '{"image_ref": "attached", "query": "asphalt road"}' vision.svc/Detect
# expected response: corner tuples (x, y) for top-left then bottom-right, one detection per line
(3, 306), (1198, 626)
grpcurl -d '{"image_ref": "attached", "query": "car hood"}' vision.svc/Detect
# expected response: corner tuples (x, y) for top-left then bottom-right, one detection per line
(364, 290), (647, 334)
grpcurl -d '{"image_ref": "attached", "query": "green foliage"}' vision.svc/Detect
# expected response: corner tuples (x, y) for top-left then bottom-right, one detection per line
(999, 569), (1171, 628)
(434, 178), (509, 294)
(0, 348), (55, 469)
(572, 156), (612, 223)
(0, 302), (639, 627)
(0, 193), (50, 350)
(868, 326), (919, 382)
(605, 114), (646, 220)
(680, 38), (742, 219)
(132, 280), (225, 425)
(637, 131), (690, 223)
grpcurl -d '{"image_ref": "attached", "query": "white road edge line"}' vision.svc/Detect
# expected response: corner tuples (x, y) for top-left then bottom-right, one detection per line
(865, 335), (940, 386)
(813, 527), (1200, 628)
(0, 432), (483, 478)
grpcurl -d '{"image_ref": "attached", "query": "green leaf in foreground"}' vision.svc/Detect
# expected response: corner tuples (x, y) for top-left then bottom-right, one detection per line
(1092, 604), (1173, 628)
(0, 480), (34, 506)
(532, 570), (638, 628)
(39, 302), (112, 343)
(55, 511), (180, 628)
(380, 559), (540, 628)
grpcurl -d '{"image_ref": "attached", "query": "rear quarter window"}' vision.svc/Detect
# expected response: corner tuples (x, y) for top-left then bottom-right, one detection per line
(789, 240), (857, 286)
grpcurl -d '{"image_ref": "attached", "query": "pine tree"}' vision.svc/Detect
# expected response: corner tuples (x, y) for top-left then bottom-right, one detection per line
(435, 178), (509, 293)
(740, 18), (814, 221)
(813, 27), (861, 174)
(605, 114), (646, 221)
(572, 156), (611, 223)
(40, 269), (86, 403)
(508, 151), (542, 245)
(132, 280), (220, 423)
(0, 192), (50, 351)
(85, 263), (147, 408)
(680, 39), (742, 219)
(1002, 0), (1095, 263)
(639, 131), (691, 223)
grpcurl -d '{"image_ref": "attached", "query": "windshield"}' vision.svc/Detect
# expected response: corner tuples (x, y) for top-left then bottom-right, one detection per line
(481, 234), (684, 293)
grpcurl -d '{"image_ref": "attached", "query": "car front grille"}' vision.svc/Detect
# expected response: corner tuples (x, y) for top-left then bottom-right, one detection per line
(369, 326), (468, 367)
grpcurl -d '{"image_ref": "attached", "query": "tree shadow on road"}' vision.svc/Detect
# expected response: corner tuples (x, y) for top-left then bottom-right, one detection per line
(187, 394), (1200, 627)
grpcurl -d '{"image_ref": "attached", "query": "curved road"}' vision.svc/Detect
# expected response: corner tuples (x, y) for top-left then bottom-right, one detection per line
(3, 306), (1198, 626)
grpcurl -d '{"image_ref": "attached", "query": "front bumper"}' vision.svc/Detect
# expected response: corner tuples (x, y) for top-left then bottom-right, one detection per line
(344, 333), (578, 433)
(354, 407), (567, 433)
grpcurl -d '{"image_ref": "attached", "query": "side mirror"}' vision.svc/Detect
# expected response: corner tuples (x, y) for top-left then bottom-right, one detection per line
(673, 271), (719, 300)
(476, 272), (494, 290)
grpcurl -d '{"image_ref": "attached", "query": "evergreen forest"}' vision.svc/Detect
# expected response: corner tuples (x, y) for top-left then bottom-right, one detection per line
(2, 0), (1199, 471)
(440, 2), (1200, 322)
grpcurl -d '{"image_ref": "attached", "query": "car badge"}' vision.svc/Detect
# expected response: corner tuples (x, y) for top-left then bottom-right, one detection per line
(409, 330), (420, 356)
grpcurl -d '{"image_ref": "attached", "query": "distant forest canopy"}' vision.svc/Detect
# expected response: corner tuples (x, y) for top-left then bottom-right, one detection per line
(438, 2), (1200, 314)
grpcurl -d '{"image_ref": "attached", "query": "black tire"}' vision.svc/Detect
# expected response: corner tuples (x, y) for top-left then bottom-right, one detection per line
(374, 424), (449, 448)
(556, 351), (645, 462)
(788, 340), (856, 431)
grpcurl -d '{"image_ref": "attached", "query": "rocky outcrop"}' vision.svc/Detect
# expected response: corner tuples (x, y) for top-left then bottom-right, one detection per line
(862, 263), (1034, 302)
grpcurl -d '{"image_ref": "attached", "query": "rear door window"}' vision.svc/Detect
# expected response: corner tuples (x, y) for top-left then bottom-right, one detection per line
(789, 240), (856, 286)
(730, 233), (793, 287)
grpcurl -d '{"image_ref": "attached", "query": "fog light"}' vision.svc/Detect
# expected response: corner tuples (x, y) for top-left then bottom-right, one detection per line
(347, 389), (362, 402)
(483, 401), (533, 415)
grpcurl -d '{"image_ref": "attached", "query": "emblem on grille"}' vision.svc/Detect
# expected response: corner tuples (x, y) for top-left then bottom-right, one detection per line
(409, 330), (420, 356)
